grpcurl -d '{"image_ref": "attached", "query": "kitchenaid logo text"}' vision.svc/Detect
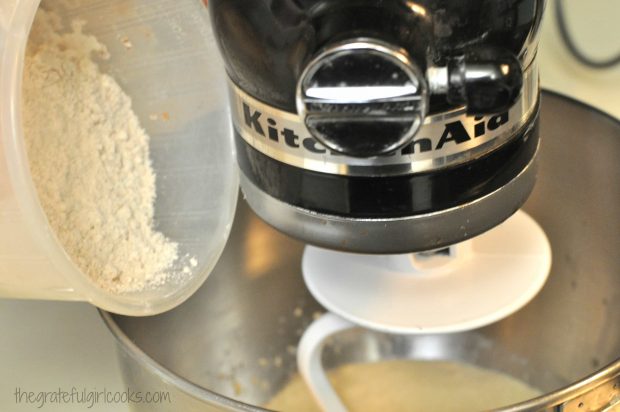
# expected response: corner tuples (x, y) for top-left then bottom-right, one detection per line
(229, 61), (537, 174)
(241, 102), (509, 157)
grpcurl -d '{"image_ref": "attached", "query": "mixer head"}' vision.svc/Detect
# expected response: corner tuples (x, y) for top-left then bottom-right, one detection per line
(210, 0), (544, 254)
(209, 1), (550, 332)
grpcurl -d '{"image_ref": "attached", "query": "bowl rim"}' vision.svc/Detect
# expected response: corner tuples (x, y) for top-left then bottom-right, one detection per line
(99, 305), (620, 412)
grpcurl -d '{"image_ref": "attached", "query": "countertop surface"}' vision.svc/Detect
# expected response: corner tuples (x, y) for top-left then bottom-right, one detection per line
(1, 1), (619, 411)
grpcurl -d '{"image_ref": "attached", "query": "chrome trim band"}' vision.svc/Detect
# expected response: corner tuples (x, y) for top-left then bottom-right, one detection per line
(239, 143), (538, 254)
(229, 62), (538, 177)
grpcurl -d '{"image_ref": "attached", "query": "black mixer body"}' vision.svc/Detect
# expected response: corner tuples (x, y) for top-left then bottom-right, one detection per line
(209, 0), (545, 253)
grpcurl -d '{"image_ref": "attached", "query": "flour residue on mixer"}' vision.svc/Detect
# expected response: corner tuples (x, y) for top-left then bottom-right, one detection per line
(22, 5), (193, 293)
(265, 360), (541, 412)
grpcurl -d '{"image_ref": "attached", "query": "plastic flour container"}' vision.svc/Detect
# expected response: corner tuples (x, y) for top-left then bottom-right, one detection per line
(0, 0), (238, 315)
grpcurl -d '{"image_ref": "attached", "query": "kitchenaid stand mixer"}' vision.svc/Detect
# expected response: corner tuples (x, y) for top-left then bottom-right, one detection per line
(210, 0), (551, 409)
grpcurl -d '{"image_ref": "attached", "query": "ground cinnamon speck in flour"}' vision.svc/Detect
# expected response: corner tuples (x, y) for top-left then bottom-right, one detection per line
(22, 7), (187, 293)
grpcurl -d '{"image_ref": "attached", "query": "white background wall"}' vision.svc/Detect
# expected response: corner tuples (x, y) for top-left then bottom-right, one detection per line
(539, 0), (620, 117)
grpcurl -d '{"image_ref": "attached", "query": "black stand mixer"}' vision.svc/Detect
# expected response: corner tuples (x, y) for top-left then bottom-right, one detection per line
(209, 0), (550, 333)
(210, 0), (542, 254)
(208, 4), (553, 408)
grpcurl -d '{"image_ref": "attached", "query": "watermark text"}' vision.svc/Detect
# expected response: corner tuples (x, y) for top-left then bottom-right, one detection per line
(14, 387), (171, 409)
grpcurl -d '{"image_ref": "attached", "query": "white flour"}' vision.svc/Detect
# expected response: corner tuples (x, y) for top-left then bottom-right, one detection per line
(22, 8), (180, 293)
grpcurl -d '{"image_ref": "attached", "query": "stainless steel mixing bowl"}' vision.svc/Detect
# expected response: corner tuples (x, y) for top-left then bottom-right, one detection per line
(100, 92), (620, 411)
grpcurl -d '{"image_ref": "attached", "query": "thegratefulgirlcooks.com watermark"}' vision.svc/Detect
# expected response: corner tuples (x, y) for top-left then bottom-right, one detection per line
(14, 386), (171, 409)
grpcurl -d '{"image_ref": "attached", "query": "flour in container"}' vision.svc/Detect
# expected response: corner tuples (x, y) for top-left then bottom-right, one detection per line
(22, 6), (190, 293)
